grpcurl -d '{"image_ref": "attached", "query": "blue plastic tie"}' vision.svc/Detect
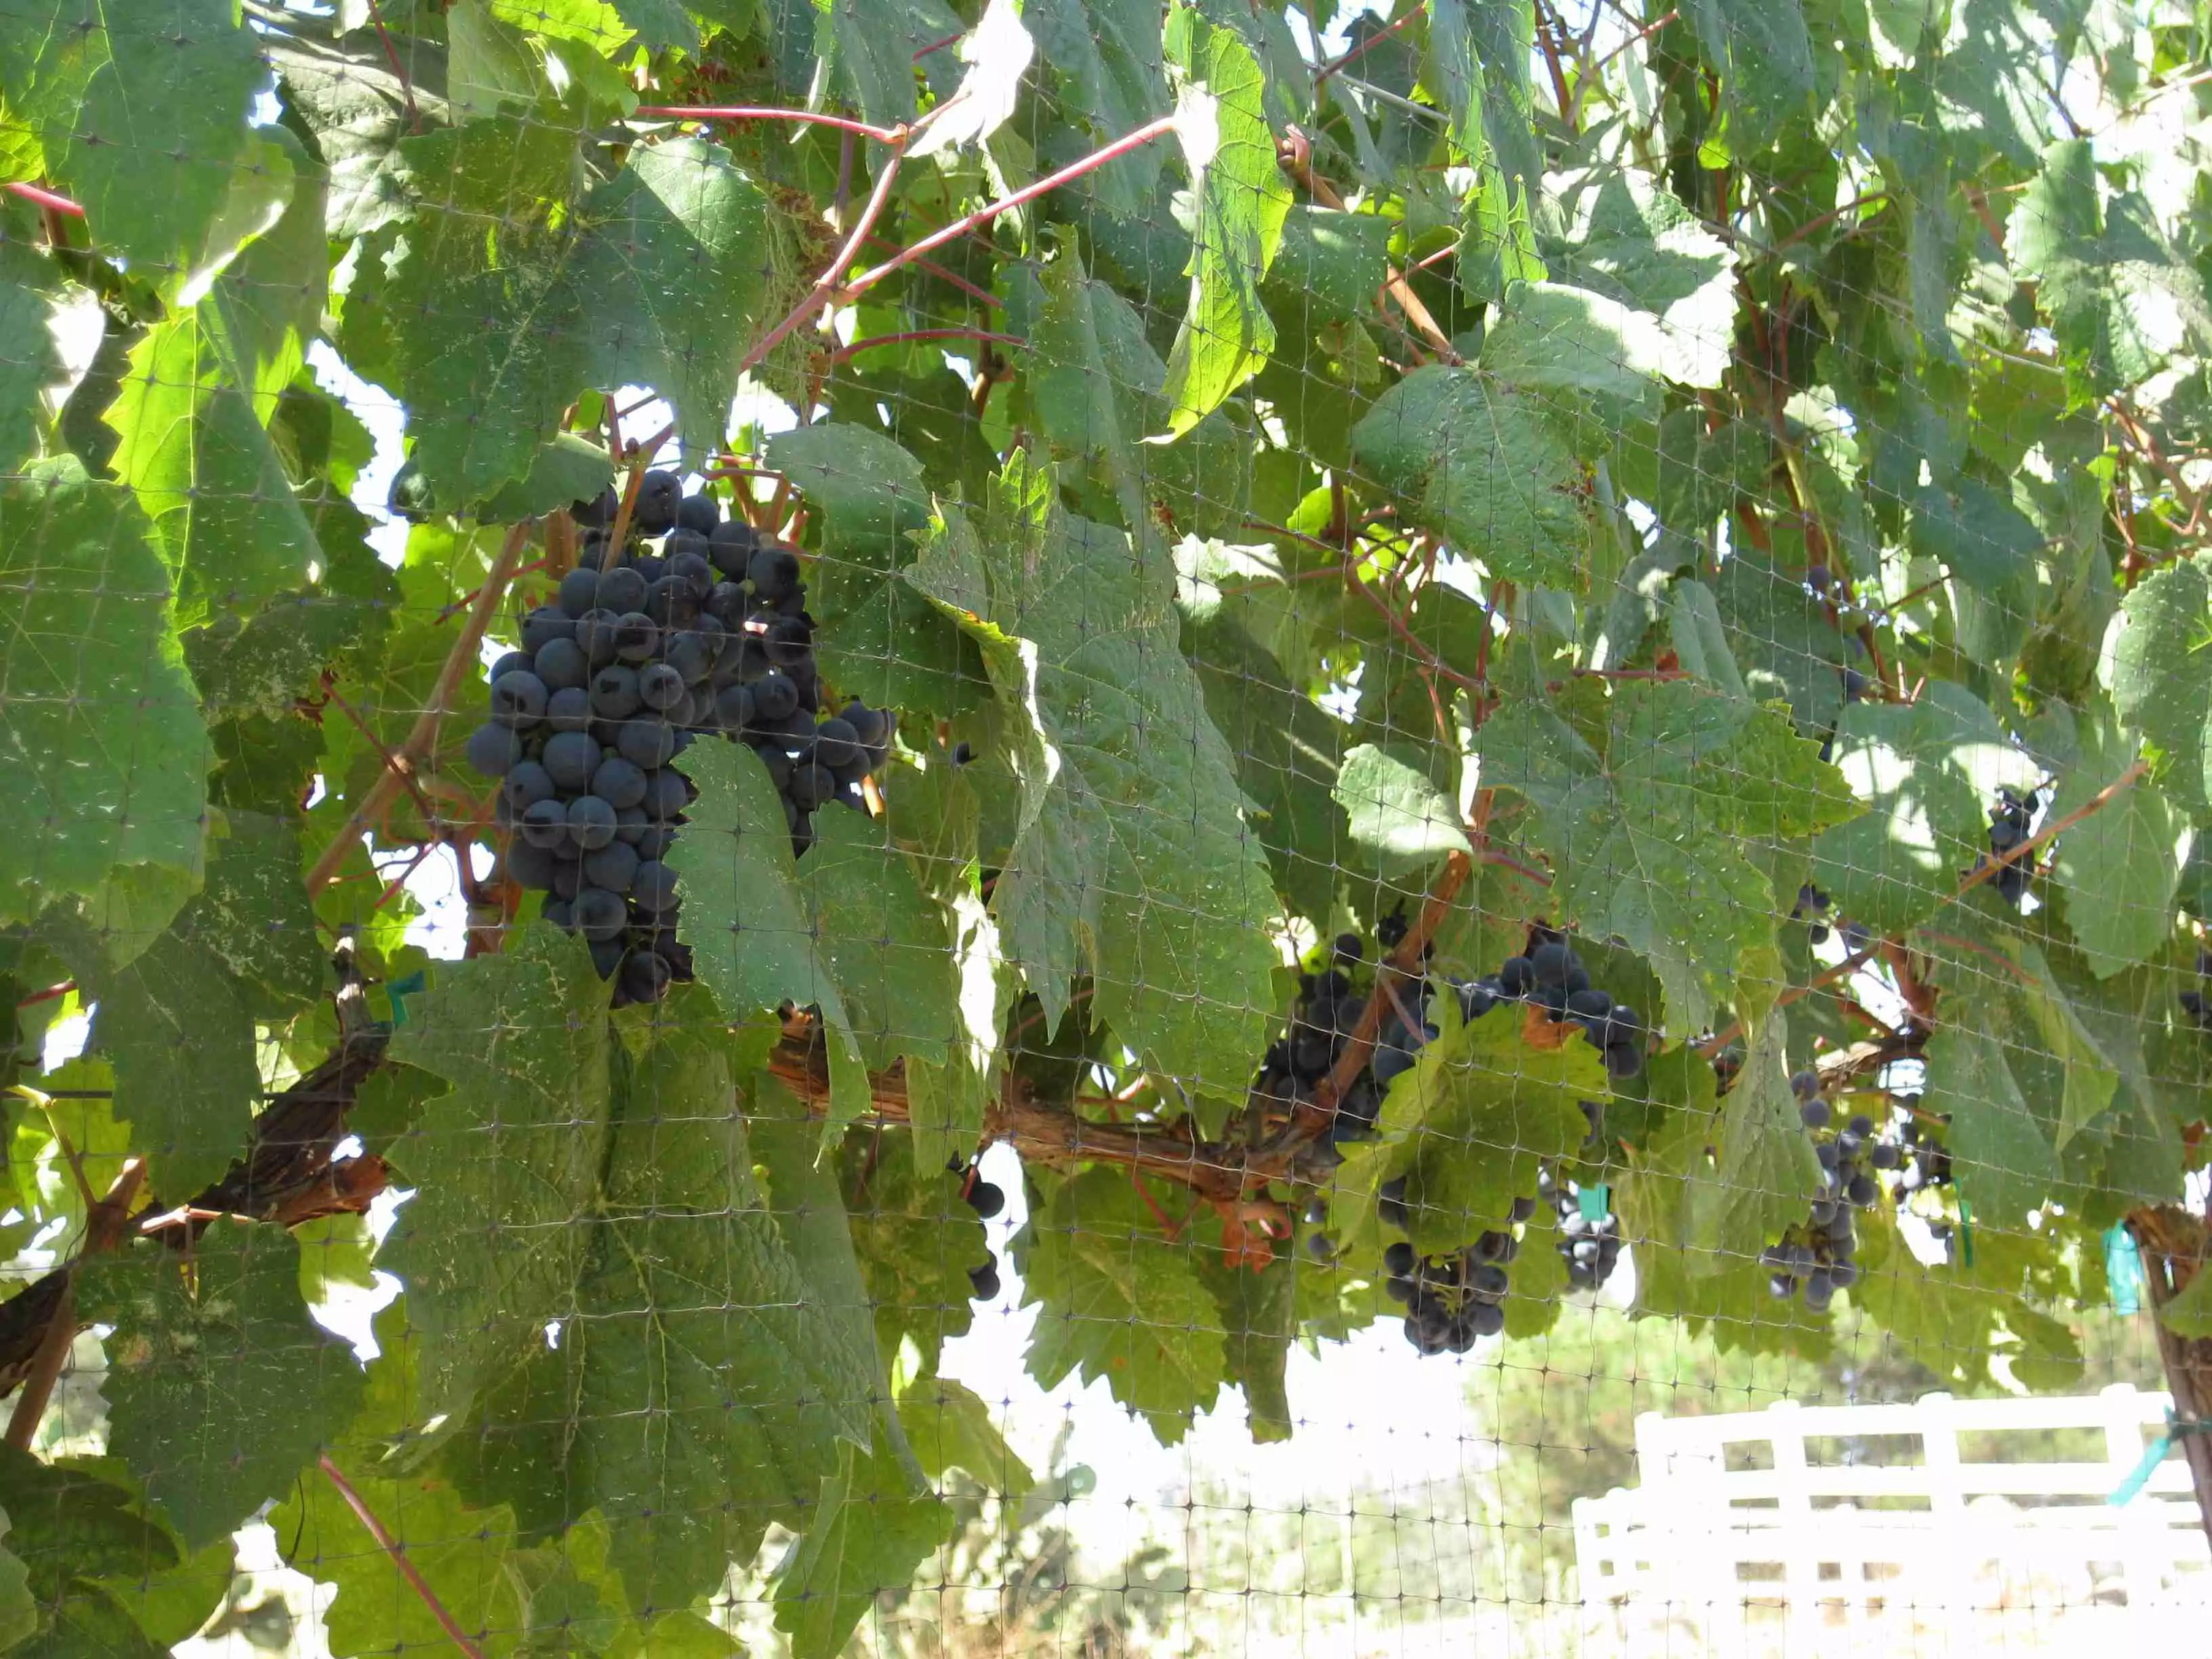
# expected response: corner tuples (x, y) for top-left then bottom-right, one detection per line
(2110, 1410), (2212, 1506)
(1578, 1183), (1612, 1223)
(2105, 1223), (2144, 1316)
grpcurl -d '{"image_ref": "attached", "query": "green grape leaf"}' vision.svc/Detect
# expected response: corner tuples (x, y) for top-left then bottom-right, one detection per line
(2009, 139), (2212, 392)
(0, 238), (80, 475)
(771, 1425), (947, 1659)
(799, 804), (962, 1073)
(1810, 681), (2041, 935)
(557, 1034), (876, 1610)
(1538, 163), (1737, 389)
(2035, 701), (2184, 977)
(77, 1221), (365, 1551)
(764, 423), (979, 714)
(1020, 1166), (1227, 1443)
(0, 0), (268, 281)
(1475, 679), (1860, 1030)
(59, 925), (258, 1198)
(1332, 993), (1604, 1259)
(1349, 366), (1591, 589)
(1181, 607), (1347, 924)
(105, 127), (325, 627)
(1199, 1247), (1295, 1443)
(1906, 476), (2043, 591)
(1028, 0), (1171, 215)
(0, 459), (210, 927)
(264, 42), (432, 239)
(274, 1466), (512, 1658)
(1680, 0), (1816, 151)
(1015, 252), (1261, 539)
(1921, 1019), (2057, 1228)
(569, 136), (769, 470)
(480, 432), (616, 525)
(2109, 557), (2212, 815)
(808, 0), (964, 128)
(1683, 1012), (1824, 1266)
(1333, 743), (1470, 877)
(907, 453), (1279, 1108)
(1160, 2), (1290, 432)
(838, 1127), (983, 1372)
(0, 1510), (33, 1654)
(343, 121), (768, 504)
(0, 1448), (178, 1607)
(665, 739), (871, 1139)
(894, 1374), (1033, 1494)
(379, 923), (613, 1429)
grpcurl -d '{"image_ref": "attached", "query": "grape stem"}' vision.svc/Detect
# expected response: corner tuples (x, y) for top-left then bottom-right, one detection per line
(4, 1158), (144, 1451)
(838, 115), (1181, 303)
(3, 180), (83, 217)
(305, 523), (531, 896)
(319, 1454), (487, 1658)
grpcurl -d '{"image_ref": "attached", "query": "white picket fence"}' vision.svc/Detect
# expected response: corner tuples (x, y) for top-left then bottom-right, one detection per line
(1573, 1384), (2212, 1656)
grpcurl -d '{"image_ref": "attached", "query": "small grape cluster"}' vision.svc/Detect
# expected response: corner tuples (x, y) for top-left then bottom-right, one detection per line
(1376, 1191), (1532, 1355)
(1792, 883), (1834, 946)
(954, 1162), (1006, 1301)
(1541, 1167), (1622, 1292)
(1489, 934), (1646, 1081)
(1977, 787), (2037, 906)
(467, 472), (892, 1004)
(1761, 1071), (1897, 1309)
(1889, 1105), (1952, 1204)
(2177, 947), (2212, 1031)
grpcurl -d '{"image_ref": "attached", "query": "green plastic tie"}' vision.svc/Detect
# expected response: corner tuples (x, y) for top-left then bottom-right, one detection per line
(386, 970), (426, 1027)
(1578, 1183), (1611, 1223)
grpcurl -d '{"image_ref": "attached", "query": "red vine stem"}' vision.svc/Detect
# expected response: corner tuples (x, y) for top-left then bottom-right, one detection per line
(4, 180), (83, 217)
(861, 233), (1004, 308)
(305, 524), (530, 895)
(828, 327), (1024, 366)
(630, 105), (902, 144)
(318, 1454), (486, 1658)
(840, 115), (1180, 302)
(741, 146), (909, 373)
(1313, 7), (1425, 85)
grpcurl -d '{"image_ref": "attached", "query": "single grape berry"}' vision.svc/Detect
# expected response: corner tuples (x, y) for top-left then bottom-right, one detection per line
(968, 1258), (1001, 1301)
(633, 470), (682, 535)
(747, 546), (802, 600)
(619, 947), (674, 1004)
(465, 722), (523, 777)
(964, 1178), (1006, 1219)
(573, 886), (628, 943)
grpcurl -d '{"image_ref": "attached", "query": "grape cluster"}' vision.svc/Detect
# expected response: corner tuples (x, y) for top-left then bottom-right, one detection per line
(1250, 933), (1391, 1149)
(1977, 787), (2037, 906)
(1761, 1071), (1897, 1309)
(2177, 947), (2212, 1031)
(466, 472), (893, 1004)
(955, 1162), (1006, 1301)
(1377, 1194), (1531, 1355)
(1541, 1167), (1622, 1292)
